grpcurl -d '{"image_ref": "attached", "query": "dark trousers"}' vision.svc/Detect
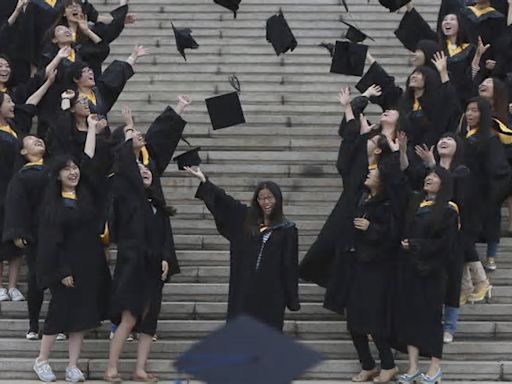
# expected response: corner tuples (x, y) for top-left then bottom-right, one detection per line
(350, 331), (395, 370)
(25, 247), (44, 332)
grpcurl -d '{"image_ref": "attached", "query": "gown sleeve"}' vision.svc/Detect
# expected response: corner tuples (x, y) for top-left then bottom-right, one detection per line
(145, 106), (187, 176)
(2, 173), (32, 243)
(37, 218), (68, 289)
(91, 4), (128, 44)
(12, 104), (38, 134)
(194, 179), (247, 242)
(281, 225), (300, 311)
(95, 59), (134, 114)
(336, 118), (361, 178)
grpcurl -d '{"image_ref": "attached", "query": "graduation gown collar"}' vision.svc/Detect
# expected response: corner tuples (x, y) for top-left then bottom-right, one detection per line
(0, 124), (18, 138)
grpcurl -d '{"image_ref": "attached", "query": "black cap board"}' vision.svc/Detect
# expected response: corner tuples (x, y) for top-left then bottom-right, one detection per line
(342, 0), (349, 12)
(205, 92), (246, 130)
(379, 0), (411, 12)
(266, 9), (297, 56)
(356, 62), (404, 109)
(173, 147), (202, 170)
(394, 8), (437, 51)
(340, 19), (375, 43)
(172, 23), (199, 61)
(174, 315), (323, 384)
(214, 0), (241, 18)
(330, 40), (368, 76)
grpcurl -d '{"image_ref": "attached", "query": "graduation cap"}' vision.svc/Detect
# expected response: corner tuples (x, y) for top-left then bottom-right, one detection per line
(171, 22), (199, 61)
(266, 9), (297, 56)
(330, 40), (368, 76)
(341, 0), (349, 12)
(394, 8), (437, 51)
(214, 0), (241, 18)
(379, 0), (411, 12)
(206, 74), (246, 130)
(174, 315), (323, 384)
(173, 147), (202, 170)
(340, 18), (375, 43)
(356, 62), (403, 109)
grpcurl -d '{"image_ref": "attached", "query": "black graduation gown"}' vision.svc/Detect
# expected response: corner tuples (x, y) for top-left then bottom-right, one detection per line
(195, 180), (300, 331)
(395, 202), (459, 359)
(36, 155), (111, 334)
(345, 191), (401, 337)
(446, 44), (476, 106)
(462, 132), (512, 243)
(299, 109), (371, 289)
(400, 81), (461, 148)
(0, 104), (38, 261)
(109, 140), (175, 335)
(403, 162), (467, 307)
(461, 5), (506, 62)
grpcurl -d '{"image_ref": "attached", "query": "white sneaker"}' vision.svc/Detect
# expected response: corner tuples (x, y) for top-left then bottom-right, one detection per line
(127, 333), (135, 342)
(26, 331), (40, 340)
(443, 331), (454, 344)
(109, 331), (115, 340)
(0, 288), (9, 301)
(8, 287), (25, 301)
(33, 359), (56, 382)
(56, 333), (67, 341)
(65, 366), (85, 383)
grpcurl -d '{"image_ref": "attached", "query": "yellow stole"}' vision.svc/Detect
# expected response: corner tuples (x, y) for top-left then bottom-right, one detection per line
(446, 40), (470, 57)
(368, 163), (377, 171)
(412, 98), (421, 112)
(61, 191), (77, 200)
(420, 200), (460, 228)
(0, 124), (17, 138)
(468, 5), (497, 17)
(140, 146), (150, 166)
(24, 159), (44, 167)
(45, 0), (57, 7)
(0, 86), (7, 93)
(80, 91), (97, 105)
(68, 48), (76, 63)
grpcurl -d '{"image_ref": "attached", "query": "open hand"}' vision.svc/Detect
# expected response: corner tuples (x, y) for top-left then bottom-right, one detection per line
(353, 218), (370, 231)
(184, 166), (206, 183)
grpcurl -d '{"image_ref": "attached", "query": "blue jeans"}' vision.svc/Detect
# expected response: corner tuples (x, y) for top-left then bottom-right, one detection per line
(444, 306), (459, 335)
(487, 242), (498, 258)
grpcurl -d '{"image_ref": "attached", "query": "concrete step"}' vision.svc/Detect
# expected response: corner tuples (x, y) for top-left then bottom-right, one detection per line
(1, 301), (510, 321)
(1, 319), (509, 340)
(0, 358), (506, 381)
(0, 337), (511, 360)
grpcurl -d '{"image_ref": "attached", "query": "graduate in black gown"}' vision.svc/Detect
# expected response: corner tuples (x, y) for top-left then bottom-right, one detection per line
(299, 87), (399, 298)
(345, 150), (404, 384)
(3, 134), (48, 339)
(458, 97), (512, 300)
(399, 52), (461, 149)
(33, 115), (111, 383)
(395, 167), (459, 384)
(0, 73), (55, 303)
(105, 99), (191, 383)
(185, 167), (300, 331)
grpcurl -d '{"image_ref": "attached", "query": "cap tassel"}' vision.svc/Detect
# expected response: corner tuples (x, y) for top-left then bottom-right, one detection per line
(228, 74), (241, 94)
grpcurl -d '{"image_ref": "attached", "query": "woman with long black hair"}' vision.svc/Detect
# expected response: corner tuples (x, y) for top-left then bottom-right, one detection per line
(33, 115), (111, 383)
(396, 167), (459, 384)
(184, 166), (300, 331)
(459, 96), (511, 300)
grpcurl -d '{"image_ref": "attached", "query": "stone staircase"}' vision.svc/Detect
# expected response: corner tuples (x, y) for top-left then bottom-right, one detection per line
(2, 0), (512, 382)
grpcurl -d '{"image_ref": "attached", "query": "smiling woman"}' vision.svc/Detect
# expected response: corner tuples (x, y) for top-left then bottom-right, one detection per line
(185, 166), (300, 331)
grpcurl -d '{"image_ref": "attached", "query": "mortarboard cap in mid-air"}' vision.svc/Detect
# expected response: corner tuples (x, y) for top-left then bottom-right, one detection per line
(356, 62), (403, 109)
(266, 9), (297, 56)
(394, 8), (437, 51)
(173, 147), (202, 170)
(340, 18), (375, 43)
(172, 22), (199, 61)
(174, 315), (323, 384)
(330, 40), (368, 76)
(213, 0), (241, 18)
(379, 0), (412, 12)
(205, 74), (246, 130)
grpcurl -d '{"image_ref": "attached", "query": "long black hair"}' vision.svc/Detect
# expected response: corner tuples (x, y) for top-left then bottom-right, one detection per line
(0, 55), (12, 88)
(47, 0), (88, 44)
(400, 66), (441, 122)
(486, 77), (509, 124)
(434, 132), (465, 171)
(466, 96), (494, 143)
(415, 40), (438, 71)
(437, 12), (470, 48)
(40, 154), (81, 225)
(246, 181), (284, 228)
